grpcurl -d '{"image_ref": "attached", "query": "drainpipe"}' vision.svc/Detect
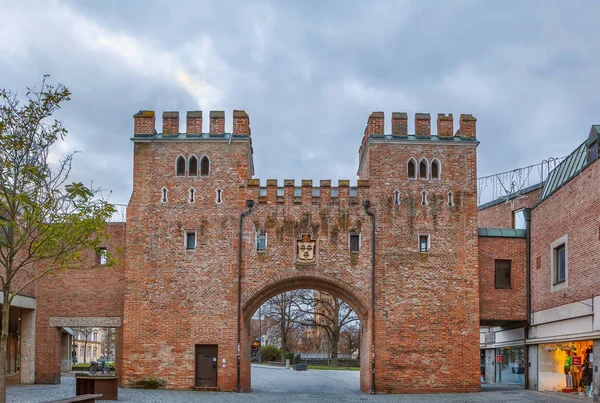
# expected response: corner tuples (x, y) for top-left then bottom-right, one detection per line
(524, 208), (532, 390)
(237, 199), (254, 393)
(363, 200), (376, 394)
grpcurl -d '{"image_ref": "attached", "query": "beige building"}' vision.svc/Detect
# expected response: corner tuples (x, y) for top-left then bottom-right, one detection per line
(73, 328), (105, 364)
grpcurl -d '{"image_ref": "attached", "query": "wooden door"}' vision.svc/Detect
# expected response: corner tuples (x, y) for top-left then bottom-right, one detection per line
(195, 345), (218, 387)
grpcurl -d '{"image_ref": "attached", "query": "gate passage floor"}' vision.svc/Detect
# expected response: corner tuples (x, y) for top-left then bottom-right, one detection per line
(7, 365), (587, 402)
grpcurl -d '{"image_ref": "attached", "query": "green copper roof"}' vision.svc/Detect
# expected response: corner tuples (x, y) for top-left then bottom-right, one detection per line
(478, 228), (527, 238)
(541, 141), (587, 200)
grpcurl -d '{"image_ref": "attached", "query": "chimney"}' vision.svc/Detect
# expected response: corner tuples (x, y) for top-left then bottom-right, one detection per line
(415, 113), (431, 137)
(233, 110), (250, 136)
(391, 112), (408, 137)
(457, 114), (477, 139)
(366, 112), (384, 136)
(209, 111), (225, 136)
(133, 110), (156, 136)
(162, 111), (179, 136)
(186, 111), (202, 135)
(437, 113), (453, 138)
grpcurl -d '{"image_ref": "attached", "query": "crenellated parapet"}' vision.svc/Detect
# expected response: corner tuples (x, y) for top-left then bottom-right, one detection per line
(133, 110), (251, 138)
(246, 179), (369, 206)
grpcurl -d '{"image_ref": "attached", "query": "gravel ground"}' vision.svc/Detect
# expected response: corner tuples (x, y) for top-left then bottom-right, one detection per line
(7, 365), (589, 402)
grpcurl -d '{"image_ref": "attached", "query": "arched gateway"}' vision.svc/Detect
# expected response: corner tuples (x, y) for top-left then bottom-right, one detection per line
(123, 110), (480, 393)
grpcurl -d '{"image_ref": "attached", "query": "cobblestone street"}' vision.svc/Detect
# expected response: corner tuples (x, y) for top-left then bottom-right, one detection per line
(7, 365), (591, 402)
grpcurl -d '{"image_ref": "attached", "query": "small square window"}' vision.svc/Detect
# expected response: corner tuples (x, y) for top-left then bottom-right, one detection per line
(419, 235), (429, 253)
(554, 244), (566, 284)
(186, 231), (196, 250)
(495, 260), (511, 289)
(257, 232), (267, 252)
(96, 247), (107, 265)
(349, 233), (360, 252)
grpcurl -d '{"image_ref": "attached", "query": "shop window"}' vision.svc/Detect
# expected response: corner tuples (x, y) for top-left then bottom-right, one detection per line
(185, 231), (196, 250)
(419, 158), (428, 180)
(176, 155), (186, 176)
(494, 260), (511, 289)
(188, 155), (198, 177)
(161, 187), (168, 203)
(513, 209), (526, 230)
(431, 159), (440, 180)
(349, 233), (360, 252)
(256, 231), (267, 252)
(407, 158), (417, 179)
(96, 247), (107, 265)
(419, 234), (429, 253)
(215, 188), (223, 204)
(200, 155), (210, 177)
(393, 189), (401, 205)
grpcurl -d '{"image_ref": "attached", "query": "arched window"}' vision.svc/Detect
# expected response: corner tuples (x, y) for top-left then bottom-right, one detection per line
(448, 191), (454, 207)
(176, 155), (186, 176)
(419, 158), (428, 180)
(407, 158), (417, 179)
(188, 155), (198, 177)
(161, 187), (168, 203)
(393, 189), (401, 205)
(200, 155), (210, 177)
(421, 190), (428, 206)
(215, 187), (223, 204)
(431, 159), (440, 180)
(189, 187), (196, 204)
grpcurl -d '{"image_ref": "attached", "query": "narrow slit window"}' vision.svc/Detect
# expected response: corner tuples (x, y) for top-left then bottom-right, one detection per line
(215, 188), (223, 204)
(407, 159), (416, 179)
(185, 231), (196, 250)
(189, 187), (196, 203)
(256, 231), (267, 252)
(188, 156), (198, 176)
(176, 156), (186, 176)
(431, 159), (440, 180)
(419, 159), (428, 179)
(161, 187), (168, 203)
(419, 235), (429, 253)
(349, 233), (360, 252)
(421, 190), (428, 206)
(448, 191), (454, 207)
(394, 189), (401, 205)
(554, 244), (566, 284)
(200, 155), (210, 177)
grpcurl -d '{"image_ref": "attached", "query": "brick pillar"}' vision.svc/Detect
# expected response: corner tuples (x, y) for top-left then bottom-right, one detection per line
(209, 111), (225, 136)
(437, 113), (453, 138)
(485, 349), (495, 384)
(186, 111), (202, 135)
(233, 110), (250, 136)
(457, 114), (477, 139)
(415, 113), (431, 137)
(366, 112), (384, 136)
(133, 110), (155, 136)
(528, 345), (538, 390)
(391, 112), (407, 137)
(162, 111), (179, 135)
(20, 309), (35, 384)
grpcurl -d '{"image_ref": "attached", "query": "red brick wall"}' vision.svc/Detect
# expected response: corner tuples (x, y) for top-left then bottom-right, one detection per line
(34, 223), (126, 383)
(124, 111), (480, 394)
(478, 237), (527, 322)
(478, 188), (541, 228)
(530, 159), (600, 312)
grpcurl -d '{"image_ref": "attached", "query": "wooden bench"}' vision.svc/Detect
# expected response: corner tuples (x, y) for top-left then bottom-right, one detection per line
(48, 394), (103, 403)
(75, 375), (118, 400)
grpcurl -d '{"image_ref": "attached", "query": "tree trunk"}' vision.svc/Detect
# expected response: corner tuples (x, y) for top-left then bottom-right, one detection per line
(330, 332), (339, 367)
(0, 288), (11, 403)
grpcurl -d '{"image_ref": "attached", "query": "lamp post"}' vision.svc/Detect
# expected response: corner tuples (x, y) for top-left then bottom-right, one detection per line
(258, 305), (262, 364)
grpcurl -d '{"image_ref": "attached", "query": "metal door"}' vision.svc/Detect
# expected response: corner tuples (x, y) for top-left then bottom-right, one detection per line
(195, 345), (218, 387)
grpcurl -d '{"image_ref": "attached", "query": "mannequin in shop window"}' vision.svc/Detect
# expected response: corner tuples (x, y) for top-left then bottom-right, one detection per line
(564, 350), (573, 389)
(581, 347), (593, 388)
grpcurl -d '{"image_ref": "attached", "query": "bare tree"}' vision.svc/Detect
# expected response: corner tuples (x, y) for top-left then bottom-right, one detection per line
(292, 291), (358, 367)
(340, 322), (360, 357)
(0, 77), (116, 402)
(72, 327), (93, 364)
(100, 328), (116, 361)
(263, 290), (306, 361)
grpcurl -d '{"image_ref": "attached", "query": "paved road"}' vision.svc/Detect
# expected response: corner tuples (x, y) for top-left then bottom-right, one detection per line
(7, 365), (588, 402)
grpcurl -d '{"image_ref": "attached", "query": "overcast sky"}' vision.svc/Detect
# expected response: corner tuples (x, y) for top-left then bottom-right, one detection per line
(1, 0), (599, 206)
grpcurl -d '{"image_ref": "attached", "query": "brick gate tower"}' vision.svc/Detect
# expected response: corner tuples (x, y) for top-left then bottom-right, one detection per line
(123, 110), (480, 393)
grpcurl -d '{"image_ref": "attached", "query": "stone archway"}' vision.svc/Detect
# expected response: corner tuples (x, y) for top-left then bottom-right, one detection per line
(240, 271), (372, 393)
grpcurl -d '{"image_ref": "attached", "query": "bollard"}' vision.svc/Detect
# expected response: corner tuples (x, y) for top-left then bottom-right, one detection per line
(286, 359), (290, 369)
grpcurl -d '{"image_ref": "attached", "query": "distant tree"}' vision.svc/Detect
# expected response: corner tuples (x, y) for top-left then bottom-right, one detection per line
(72, 327), (93, 364)
(0, 77), (116, 402)
(340, 322), (360, 358)
(100, 328), (116, 361)
(264, 290), (306, 361)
